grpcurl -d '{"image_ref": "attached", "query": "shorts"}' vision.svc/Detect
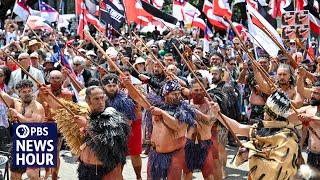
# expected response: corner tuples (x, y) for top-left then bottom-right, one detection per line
(307, 150), (320, 170)
(127, 119), (142, 155)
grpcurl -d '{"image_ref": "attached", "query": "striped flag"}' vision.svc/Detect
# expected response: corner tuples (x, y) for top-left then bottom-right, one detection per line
(203, 0), (229, 30)
(247, 3), (284, 57)
(13, 0), (30, 21)
(77, 2), (106, 39)
(39, 0), (59, 23)
(213, 0), (232, 20)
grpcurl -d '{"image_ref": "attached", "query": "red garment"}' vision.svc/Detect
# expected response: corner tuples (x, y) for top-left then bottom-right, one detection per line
(147, 147), (187, 180)
(127, 118), (142, 155)
(211, 126), (219, 159)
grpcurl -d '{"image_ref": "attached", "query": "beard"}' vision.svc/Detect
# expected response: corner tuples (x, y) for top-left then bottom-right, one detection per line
(191, 93), (205, 104)
(23, 94), (33, 104)
(51, 83), (62, 91)
(310, 98), (320, 106)
(212, 78), (221, 84)
(106, 91), (117, 99)
(278, 79), (288, 85)
(167, 97), (181, 106)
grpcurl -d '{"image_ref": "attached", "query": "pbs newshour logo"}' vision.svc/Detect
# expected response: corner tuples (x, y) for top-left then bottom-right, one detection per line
(12, 123), (58, 168)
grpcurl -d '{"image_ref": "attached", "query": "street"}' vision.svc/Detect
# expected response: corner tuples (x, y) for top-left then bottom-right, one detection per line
(1, 146), (249, 180)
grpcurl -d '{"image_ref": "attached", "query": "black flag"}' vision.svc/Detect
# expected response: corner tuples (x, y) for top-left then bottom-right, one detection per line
(140, 0), (178, 25)
(100, 0), (125, 30)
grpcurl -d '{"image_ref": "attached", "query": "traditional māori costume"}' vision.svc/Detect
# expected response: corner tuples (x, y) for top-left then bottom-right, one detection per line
(235, 91), (300, 180)
(106, 90), (141, 156)
(78, 107), (130, 180)
(145, 80), (196, 179)
(184, 138), (214, 178)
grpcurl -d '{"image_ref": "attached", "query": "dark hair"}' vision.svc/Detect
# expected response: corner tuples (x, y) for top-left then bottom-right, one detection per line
(210, 52), (224, 61)
(164, 53), (173, 57)
(87, 78), (101, 86)
(194, 46), (203, 51)
(15, 79), (33, 90)
(225, 57), (235, 63)
(0, 66), (11, 85)
(101, 73), (119, 85)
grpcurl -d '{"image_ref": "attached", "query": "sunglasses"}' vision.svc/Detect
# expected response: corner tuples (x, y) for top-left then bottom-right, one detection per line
(0, 74), (4, 77)
(73, 63), (81, 66)
(229, 63), (236, 66)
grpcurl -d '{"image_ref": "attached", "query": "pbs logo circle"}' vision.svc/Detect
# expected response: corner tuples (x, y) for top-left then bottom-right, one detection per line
(16, 125), (30, 139)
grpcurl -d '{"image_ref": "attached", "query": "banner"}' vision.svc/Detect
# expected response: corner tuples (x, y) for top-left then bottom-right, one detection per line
(11, 123), (57, 168)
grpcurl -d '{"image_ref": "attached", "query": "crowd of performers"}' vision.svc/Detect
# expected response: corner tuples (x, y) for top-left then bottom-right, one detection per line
(0, 19), (320, 180)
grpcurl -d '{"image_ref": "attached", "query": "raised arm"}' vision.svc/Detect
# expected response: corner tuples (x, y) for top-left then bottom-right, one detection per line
(211, 102), (250, 137)
(252, 63), (272, 95)
(296, 67), (312, 99)
(121, 75), (150, 109)
(0, 90), (15, 108)
(149, 106), (184, 131)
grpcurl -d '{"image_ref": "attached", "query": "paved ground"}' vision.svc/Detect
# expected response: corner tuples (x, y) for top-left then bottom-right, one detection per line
(0, 146), (308, 180)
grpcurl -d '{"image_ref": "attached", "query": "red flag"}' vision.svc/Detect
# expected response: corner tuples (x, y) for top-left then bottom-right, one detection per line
(77, 2), (106, 39)
(203, 0), (228, 29)
(13, 0), (30, 21)
(213, 0), (232, 20)
(123, 0), (151, 26)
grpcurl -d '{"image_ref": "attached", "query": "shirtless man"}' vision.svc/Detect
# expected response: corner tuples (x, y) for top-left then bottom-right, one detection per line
(253, 63), (304, 108)
(38, 70), (73, 180)
(185, 79), (216, 180)
(297, 68), (320, 170)
(123, 78), (196, 179)
(1, 79), (45, 180)
(40, 86), (129, 179)
(237, 59), (269, 123)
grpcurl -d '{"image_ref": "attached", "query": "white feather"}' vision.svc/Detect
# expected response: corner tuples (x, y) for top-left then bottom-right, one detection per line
(298, 164), (315, 180)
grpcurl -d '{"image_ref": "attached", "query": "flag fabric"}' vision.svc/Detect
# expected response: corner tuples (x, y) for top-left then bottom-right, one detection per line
(140, 0), (178, 25)
(26, 15), (53, 32)
(124, 0), (178, 26)
(191, 17), (207, 31)
(13, 0), (30, 21)
(100, 0), (125, 30)
(172, 0), (201, 24)
(75, 0), (82, 15)
(84, 0), (99, 15)
(266, 0), (293, 18)
(301, 0), (320, 35)
(39, 0), (59, 23)
(149, 0), (164, 9)
(203, 0), (229, 30)
(203, 24), (214, 53)
(78, 2), (106, 39)
(123, 0), (151, 26)
(29, 7), (41, 16)
(213, 0), (232, 20)
(247, 3), (284, 57)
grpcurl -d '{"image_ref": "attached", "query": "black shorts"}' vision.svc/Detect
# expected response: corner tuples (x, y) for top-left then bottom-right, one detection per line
(77, 160), (110, 180)
(307, 151), (320, 170)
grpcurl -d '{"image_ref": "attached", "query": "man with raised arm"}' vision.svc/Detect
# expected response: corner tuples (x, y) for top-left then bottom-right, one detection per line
(1, 79), (45, 180)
